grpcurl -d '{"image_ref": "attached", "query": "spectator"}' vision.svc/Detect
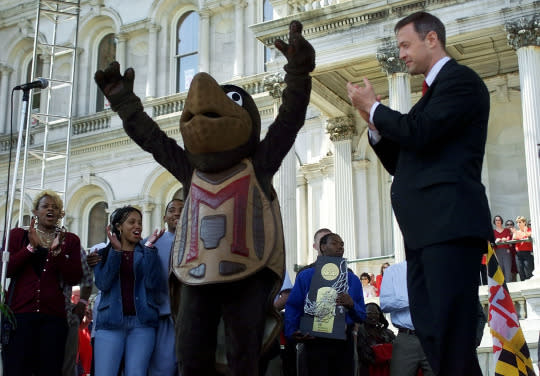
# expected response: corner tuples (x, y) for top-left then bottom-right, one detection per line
(360, 272), (377, 299)
(76, 298), (93, 376)
(505, 220), (518, 282)
(285, 233), (366, 376)
(513, 216), (533, 281)
(93, 206), (163, 376)
(313, 228), (332, 257)
(62, 249), (95, 376)
(380, 262), (434, 376)
(87, 242), (107, 376)
(297, 227), (332, 376)
(492, 215), (513, 282)
(374, 263), (390, 297)
(3, 189), (83, 375)
(356, 302), (396, 375)
(147, 198), (183, 376)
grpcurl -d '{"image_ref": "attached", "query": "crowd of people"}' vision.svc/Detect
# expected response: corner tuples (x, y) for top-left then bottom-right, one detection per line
(4, 201), (532, 376)
(1, 190), (184, 376)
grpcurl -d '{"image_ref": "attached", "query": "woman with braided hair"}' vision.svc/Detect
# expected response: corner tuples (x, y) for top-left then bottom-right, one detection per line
(93, 206), (164, 376)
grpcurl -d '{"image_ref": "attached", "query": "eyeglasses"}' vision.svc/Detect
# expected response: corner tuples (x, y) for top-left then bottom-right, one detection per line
(361, 277), (368, 280)
(505, 223), (514, 226)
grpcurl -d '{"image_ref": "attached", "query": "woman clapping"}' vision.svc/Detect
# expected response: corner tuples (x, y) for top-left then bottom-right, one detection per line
(4, 190), (83, 376)
(93, 206), (163, 376)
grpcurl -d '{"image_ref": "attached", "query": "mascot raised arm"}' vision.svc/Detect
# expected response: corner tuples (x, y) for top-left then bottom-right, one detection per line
(95, 20), (315, 376)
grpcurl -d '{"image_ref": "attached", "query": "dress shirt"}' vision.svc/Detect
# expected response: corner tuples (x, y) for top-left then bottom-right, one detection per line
(147, 231), (175, 315)
(368, 56), (452, 144)
(379, 261), (414, 330)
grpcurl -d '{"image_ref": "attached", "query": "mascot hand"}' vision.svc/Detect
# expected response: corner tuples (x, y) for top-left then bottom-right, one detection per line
(94, 61), (142, 115)
(275, 20), (315, 75)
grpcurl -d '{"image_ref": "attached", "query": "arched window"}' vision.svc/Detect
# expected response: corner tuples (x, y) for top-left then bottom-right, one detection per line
(96, 34), (116, 112)
(176, 11), (199, 93)
(263, 0), (274, 71)
(87, 201), (108, 247)
(26, 56), (43, 113)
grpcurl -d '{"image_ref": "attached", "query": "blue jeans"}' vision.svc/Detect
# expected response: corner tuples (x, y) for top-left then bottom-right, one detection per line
(148, 315), (177, 376)
(94, 316), (156, 376)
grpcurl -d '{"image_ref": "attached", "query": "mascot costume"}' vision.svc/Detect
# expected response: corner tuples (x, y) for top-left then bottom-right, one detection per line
(95, 20), (315, 375)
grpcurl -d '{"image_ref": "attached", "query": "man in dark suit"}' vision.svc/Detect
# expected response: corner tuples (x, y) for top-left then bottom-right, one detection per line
(347, 11), (493, 375)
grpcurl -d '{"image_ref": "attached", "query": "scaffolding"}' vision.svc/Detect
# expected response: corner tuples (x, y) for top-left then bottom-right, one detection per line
(1, 0), (80, 370)
(16, 0), (81, 222)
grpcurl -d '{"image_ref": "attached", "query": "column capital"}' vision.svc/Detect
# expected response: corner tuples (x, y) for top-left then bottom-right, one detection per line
(116, 33), (128, 43)
(0, 64), (14, 74)
(505, 15), (540, 50)
(327, 116), (356, 142)
(235, 0), (248, 9)
(142, 202), (155, 212)
(376, 40), (407, 75)
(148, 23), (161, 33)
(199, 8), (212, 19)
(263, 72), (285, 99)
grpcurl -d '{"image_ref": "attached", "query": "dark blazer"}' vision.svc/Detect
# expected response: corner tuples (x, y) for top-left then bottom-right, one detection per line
(371, 59), (493, 249)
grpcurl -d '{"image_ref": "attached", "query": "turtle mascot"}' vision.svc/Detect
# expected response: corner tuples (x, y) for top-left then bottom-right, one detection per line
(95, 20), (315, 375)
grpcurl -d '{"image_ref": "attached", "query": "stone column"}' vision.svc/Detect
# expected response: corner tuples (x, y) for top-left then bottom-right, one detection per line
(376, 42), (411, 263)
(327, 116), (357, 260)
(0, 65), (13, 133)
(506, 16), (540, 276)
(199, 9), (211, 73)
(146, 24), (160, 99)
(115, 33), (127, 71)
(264, 73), (297, 276)
(233, 2), (247, 78)
(142, 202), (155, 239)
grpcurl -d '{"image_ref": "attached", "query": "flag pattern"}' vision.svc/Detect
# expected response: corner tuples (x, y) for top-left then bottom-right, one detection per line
(487, 244), (536, 376)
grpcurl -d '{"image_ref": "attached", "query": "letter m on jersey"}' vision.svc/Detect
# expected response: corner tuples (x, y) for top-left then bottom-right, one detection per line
(187, 175), (250, 262)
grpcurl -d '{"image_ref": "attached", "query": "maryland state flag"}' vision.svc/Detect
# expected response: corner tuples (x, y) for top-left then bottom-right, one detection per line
(487, 244), (536, 376)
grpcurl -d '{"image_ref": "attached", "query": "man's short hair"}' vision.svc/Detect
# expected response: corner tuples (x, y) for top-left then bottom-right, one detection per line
(395, 11), (446, 49)
(165, 198), (184, 211)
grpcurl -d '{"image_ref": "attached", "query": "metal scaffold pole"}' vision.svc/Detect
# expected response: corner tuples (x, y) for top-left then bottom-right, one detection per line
(0, 1), (80, 373)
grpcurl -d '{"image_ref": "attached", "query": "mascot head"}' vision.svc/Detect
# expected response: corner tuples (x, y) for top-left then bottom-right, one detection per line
(180, 72), (261, 172)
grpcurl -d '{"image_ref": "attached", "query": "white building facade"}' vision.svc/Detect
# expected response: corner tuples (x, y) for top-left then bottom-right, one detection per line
(0, 0), (539, 373)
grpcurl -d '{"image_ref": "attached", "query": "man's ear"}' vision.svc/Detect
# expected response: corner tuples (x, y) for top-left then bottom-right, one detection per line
(425, 30), (439, 48)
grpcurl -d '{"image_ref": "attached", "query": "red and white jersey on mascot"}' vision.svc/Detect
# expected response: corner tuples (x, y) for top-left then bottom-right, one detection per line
(172, 158), (285, 285)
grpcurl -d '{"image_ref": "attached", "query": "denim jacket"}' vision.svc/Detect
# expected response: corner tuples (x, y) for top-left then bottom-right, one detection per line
(94, 243), (160, 329)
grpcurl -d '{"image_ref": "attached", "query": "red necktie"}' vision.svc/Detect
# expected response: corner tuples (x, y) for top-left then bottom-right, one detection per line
(422, 80), (429, 96)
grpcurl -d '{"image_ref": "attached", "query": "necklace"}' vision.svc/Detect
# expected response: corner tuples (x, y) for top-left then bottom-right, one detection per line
(36, 228), (56, 249)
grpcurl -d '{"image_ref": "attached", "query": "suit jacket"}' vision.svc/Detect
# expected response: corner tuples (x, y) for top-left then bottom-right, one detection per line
(371, 59), (493, 249)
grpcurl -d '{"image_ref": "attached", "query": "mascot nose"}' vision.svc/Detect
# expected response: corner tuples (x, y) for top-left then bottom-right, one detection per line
(184, 73), (227, 114)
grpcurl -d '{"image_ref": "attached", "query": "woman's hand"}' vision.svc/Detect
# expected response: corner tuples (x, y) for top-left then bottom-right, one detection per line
(146, 228), (165, 246)
(27, 216), (40, 248)
(86, 251), (102, 267)
(106, 225), (122, 250)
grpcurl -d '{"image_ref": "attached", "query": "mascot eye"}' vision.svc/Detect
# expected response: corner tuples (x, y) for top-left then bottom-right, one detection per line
(227, 91), (243, 107)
